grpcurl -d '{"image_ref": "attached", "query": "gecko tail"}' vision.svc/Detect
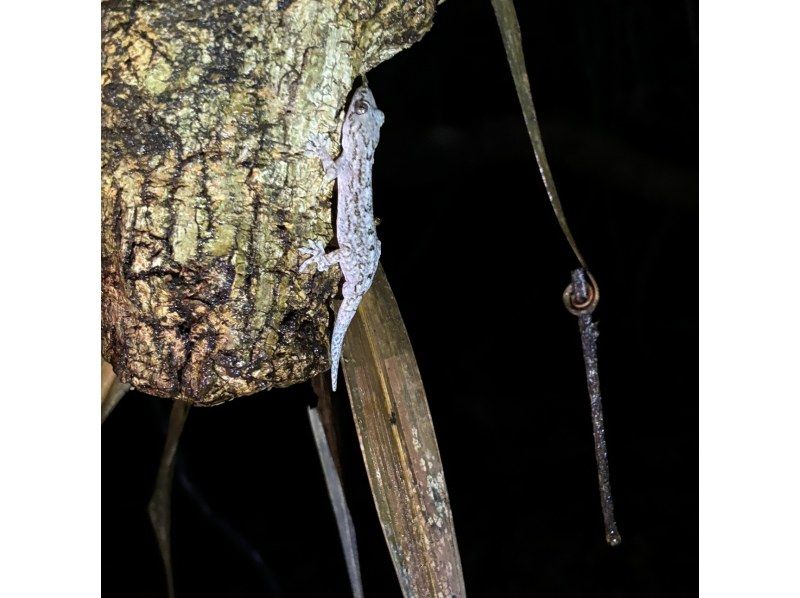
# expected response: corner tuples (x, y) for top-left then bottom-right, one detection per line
(330, 297), (360, 393)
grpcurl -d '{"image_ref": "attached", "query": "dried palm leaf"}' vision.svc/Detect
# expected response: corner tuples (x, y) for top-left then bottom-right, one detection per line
(341, 264), (466, 597)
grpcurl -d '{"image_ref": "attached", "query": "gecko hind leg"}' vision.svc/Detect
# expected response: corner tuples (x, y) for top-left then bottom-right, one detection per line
(300, 240), (341, 273)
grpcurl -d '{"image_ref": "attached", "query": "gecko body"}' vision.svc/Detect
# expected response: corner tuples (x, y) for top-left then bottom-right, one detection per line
(300, 85), (385, 391)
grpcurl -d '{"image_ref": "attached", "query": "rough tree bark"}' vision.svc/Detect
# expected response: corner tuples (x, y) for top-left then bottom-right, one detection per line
(102, 0), (438, 405)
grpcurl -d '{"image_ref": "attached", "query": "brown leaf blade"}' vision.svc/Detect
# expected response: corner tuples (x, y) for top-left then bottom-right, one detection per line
(341, 264), (466, 597)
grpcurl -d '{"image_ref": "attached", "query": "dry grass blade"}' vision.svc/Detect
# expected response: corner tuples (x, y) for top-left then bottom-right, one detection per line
(491, 0), (586, 268)
(148, 401), (191, 598)
(311, 374), (344, 476)
(340, 264), (466, 597)
(308, 376), (364, 598)
(101, 359), (130, 422)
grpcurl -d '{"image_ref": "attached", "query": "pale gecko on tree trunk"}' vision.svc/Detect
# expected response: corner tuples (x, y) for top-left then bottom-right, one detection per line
(300, 85), (385, 392)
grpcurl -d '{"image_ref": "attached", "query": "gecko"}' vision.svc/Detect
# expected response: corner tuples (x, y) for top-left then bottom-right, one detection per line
(300, 84), (385, 392)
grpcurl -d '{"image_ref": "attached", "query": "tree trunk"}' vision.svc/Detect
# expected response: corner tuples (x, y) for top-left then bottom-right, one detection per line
(101, 0), (437, 405)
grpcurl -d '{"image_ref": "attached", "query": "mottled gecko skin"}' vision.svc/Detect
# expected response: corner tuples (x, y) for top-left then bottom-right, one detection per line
(300, 85), (385, 391)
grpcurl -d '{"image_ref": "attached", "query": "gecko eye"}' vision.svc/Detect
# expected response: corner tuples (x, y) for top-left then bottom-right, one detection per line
(354, 99), (369, 115)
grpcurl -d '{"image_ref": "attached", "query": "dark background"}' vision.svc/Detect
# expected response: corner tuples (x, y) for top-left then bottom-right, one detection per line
(103, 1), (697, 596)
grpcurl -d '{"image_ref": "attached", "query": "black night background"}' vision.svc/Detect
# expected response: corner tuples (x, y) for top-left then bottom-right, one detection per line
(103, 1), (698, 596)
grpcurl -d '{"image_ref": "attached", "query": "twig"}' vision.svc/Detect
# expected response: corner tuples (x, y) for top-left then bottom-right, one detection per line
(564, 269), (621, 546)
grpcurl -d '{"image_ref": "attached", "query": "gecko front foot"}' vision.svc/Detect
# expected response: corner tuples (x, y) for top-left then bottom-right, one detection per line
(304, 134), (329, 159)
(299, 240), (339, 273)
(305, 134), (338, 182)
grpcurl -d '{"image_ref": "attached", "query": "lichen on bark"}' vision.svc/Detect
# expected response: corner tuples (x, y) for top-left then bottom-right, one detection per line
(102, 0), (437, 405)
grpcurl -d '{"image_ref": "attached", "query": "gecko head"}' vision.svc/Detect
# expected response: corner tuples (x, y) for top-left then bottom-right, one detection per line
(343, 86), (385, 150)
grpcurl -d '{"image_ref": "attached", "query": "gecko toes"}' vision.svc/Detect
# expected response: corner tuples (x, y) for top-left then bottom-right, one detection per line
(299, 240), (330, 273)
(300, 256), (322, 273)
(299, 239), (324, 254)
(304, 134), (329, 158)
